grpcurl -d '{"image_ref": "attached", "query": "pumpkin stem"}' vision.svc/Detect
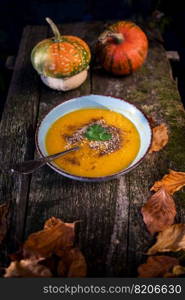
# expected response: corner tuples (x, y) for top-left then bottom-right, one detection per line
(46, 17), (61, 41)
(98, 31), (124, 44)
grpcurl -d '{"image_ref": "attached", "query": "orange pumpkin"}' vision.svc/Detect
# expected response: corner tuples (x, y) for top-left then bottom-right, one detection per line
(97, 21), (148, 75)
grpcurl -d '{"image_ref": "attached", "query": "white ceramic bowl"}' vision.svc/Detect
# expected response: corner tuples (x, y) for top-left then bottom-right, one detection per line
(36, 94), (152, 181)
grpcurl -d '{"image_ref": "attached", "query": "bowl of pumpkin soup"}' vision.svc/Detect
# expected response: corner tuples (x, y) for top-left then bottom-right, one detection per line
(36, 94), (152, 181)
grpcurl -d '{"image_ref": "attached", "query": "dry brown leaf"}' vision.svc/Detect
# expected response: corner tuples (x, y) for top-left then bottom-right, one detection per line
(0, 202), (9, 243)
(149, 123), (168, 153)
(57, 260), (67, 276)
(57, 248), (87, 277)
(172, 265), (185, 276)
(147, 224), (185, 255)
(24, 217), (75, 257)
(4, 257), (52, 278)
(138, 256), (179, 277)
(44, 217), (75, 231)
(151, 169), (185, 195)
(5, 217), (86, 278)
(141, 187), (176, 234)
(164, 265), (185, 278)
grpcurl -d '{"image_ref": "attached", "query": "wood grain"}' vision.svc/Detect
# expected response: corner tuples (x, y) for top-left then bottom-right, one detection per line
(0, 26), (47, 252)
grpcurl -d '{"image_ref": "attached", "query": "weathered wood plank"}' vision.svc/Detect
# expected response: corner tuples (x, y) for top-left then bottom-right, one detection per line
(117, 42), (185, 275)
(90, 22), (131, 275)
(126, 41), (185, 276)
(0, 26), (47, 255)
(24, 22), (131, 277)
(91, 39), (172, 275)
(89, 29), (185, 276)
(23, 23), (97, 277)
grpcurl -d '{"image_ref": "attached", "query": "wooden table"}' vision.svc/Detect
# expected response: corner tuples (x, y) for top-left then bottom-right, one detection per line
(1, 21), (185, 277)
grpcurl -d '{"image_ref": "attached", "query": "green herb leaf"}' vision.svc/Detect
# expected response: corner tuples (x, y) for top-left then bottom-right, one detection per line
(84, 124), (112, 141)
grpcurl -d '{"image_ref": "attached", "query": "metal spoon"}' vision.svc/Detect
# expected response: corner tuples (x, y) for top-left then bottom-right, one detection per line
(4, 146), (79, 175)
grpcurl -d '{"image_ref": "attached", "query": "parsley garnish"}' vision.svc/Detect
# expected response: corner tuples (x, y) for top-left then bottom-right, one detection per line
(84, 124), (112, 141)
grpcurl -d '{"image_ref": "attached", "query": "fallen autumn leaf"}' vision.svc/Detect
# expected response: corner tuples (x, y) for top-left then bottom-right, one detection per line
(151, 169), (185, 195)
(4, 216), (87, 277)
(24, 217), (75, 257)
(138, 255), (179, 278)
(57, 248), (87, 277)
(4, 257), (52, 278)
(149, 123), (168, 153)
(141, 187), (176, 234)
(147, 224), (185, 255)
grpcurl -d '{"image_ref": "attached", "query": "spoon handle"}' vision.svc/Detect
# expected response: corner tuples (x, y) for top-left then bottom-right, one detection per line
(9, 146), (79, 175)
(45, 146), (79, 162)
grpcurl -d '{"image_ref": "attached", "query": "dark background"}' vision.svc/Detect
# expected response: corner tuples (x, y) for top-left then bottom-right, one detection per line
(1, 0), (185, 113)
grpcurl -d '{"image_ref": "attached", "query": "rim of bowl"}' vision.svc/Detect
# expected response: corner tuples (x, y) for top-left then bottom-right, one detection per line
(35, 94), (153, 182)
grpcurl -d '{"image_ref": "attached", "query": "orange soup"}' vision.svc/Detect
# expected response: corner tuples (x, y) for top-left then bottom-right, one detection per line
(45, 108), (140, 177)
